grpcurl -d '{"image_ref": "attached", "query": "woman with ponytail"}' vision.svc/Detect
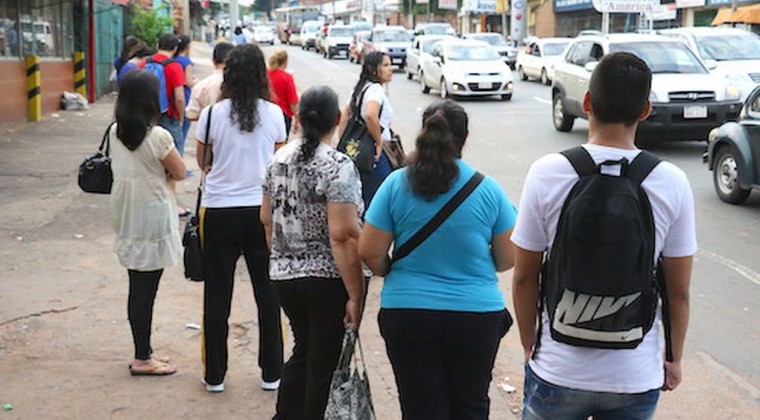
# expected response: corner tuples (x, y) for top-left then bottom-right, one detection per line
(261, 85), (366, 419)
(359, 100), (518, 419)
(338, 50), (395, 208)
(111, 69), (186, 376)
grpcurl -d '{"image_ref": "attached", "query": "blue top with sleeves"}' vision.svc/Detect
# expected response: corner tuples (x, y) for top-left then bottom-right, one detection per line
(365, 160), (517, 312)
(175, 55), (193, 102)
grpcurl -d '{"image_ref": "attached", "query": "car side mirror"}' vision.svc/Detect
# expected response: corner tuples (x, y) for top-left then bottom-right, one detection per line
(584, 61), (598, 73)
(704, 59), (718, 70)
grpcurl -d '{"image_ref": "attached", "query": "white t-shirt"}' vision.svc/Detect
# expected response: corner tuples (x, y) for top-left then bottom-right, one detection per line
(348, 82), (394, 141)
(197, 98), (286, 207)
(511, 143), (697, 394)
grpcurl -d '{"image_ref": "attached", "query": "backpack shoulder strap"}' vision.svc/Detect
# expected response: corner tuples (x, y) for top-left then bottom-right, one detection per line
(560, 146), (597, 177)
(627, 151), (662, 186)
(160, 58), (177, 66)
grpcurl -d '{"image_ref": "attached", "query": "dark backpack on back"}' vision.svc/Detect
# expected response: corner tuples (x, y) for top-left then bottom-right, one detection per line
(144, 57), (176, 114)
(539, 146), (663, 351)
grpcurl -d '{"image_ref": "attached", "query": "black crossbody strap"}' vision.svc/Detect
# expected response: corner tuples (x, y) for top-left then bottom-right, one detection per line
(194, 105), (213, 217)
(352, 83), (383, 126)
(391, 171), (485, 263)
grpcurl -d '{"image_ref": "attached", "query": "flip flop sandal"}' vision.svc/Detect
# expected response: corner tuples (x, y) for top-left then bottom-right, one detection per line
(129, 363), (176, 376)
(127, 355), (170, 370)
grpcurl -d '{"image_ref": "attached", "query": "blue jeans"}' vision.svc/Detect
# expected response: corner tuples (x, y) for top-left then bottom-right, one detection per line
(158, 114), (183, 156)
(181, 117), (192, 156)
(361, 150), (392, 211)
(523, 364), (660, 420)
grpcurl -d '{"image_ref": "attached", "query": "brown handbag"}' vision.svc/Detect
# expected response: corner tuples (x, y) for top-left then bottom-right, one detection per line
(382, 132), (406, 170)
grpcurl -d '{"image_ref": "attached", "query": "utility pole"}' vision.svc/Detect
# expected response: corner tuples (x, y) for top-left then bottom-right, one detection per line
(732, 0), (738, 12)
(231, 0), (239, 29)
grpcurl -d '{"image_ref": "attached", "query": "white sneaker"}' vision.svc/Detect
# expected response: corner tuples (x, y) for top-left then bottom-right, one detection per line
(202, 379), (225, 393)
(261, 378), (281, 391)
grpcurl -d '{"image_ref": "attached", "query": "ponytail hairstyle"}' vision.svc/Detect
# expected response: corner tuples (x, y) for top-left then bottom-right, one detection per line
(175, 34), (191, 57)
(349, 51), (387, 110)
(407, 100), (469, 199)
(298, 85), (339, 162)
(115, 69), (161, 151)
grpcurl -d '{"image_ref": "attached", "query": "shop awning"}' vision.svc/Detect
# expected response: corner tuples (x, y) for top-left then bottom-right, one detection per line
(712, 4), (760, 26)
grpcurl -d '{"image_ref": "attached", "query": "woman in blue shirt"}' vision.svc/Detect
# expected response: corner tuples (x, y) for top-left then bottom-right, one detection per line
(359, 100), (517, 419)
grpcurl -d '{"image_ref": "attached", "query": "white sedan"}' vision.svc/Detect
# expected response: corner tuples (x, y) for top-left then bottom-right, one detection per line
(253, 26), (276, 45)
(516, 38), (570, 85)
(419, 40), (514, 101)
(405, 34), (453, 80)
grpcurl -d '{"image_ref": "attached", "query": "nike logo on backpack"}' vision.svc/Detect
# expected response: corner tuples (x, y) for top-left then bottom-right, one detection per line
(555, 289), (641, 325)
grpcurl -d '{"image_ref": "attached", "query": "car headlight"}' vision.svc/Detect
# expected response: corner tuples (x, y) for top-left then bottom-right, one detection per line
(725, 85), (741, 101)
(707, 128), (719, 143)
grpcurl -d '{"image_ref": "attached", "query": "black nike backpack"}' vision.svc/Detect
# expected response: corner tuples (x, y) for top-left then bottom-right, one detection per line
(537, 146), (669, 353)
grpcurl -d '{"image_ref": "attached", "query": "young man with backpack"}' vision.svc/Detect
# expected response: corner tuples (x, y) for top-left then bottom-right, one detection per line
(139, 34), (186, 154)
(511, 52), (696, 419)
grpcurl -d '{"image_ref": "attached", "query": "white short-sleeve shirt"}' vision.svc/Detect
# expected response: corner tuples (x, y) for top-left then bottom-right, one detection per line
(348, 82), (394, 141)
(197, 98), (286, 208)
(511, 143), (697, 394)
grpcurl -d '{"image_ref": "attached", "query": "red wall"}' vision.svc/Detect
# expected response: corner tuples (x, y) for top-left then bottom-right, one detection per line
(0, 60), (74, 124)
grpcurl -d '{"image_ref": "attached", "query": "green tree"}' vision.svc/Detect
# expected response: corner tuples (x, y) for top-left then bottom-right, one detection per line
(252, 0), (274, 19)
(128, 5), (175, 48)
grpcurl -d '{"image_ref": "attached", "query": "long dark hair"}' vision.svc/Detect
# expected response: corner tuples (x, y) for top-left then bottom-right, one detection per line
(298, 86), (339, 162)
(175, 34), (191, 56)
(221, 44), (270, 132)
(120, 35), (142, 63)
(349, 51), (386, 109)
(407, 100), (469, 199)
(115, 69), (161, 151)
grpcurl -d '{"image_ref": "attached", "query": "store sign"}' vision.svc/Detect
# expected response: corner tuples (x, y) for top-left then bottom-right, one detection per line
(511, 0), (527, 44)
(646, 4), (677, 20)
(554, 0), (594, 13)
(440, 0), (458, 9)
(675, 0), (706, 7)
(592, 0), (658, 13)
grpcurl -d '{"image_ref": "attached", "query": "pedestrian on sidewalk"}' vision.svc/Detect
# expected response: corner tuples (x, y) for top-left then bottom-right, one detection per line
(138, 34), (186, 155)
(511, 52), (696, 419)
(359, 100), (517, 419)
(174, 34), (197, 157)
(267, 49), (299, 138)
(110, 69), (187, 376)
(195, 44), (286, 393)
(338, 51), (395, 209)
(117, 43), (153, 86)
(261, 85), (366, 420)
(185, 42), (233, 122)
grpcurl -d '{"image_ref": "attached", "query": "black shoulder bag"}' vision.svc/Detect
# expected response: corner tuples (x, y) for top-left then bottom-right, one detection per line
(337, 84), (383, 175)
(182, 105), (213, 282)
(78, 122), (116, 194)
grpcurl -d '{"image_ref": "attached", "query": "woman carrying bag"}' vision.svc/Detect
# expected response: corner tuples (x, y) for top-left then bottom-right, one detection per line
(338, 51), (395, 209)
(195, 44), (286, 393)
(110, 69), (186, 376)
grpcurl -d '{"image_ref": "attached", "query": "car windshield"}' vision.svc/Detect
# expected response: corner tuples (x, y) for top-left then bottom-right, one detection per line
(421, 25), (451, 35)
(696, 34), (760, 61)
(375, 31), (409, 42)
(330, 28), (353, 37)
(422, 39), (443, 53)
(446, 45), (500, 61)
(352, 22), (372, 32)
(610, 41), (706, 74)
(471, 34), (506, 46)
(544, 42), (568, 56)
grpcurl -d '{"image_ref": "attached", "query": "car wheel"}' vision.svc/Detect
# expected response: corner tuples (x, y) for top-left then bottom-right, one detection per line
(540, 68), (550, 85)
(420, 71), (430, 94)
(518, 66), (528, 81)
(713, 146), (752, 204)
(440, 78), (449, 99)
(349, 55), (354, 63)
(406, 68), (413, 80)
(501, 94), (512, 101)
(552, 94), (575, 132)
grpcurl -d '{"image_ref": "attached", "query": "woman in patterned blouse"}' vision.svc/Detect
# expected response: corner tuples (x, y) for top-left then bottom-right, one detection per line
(261, 85), (367, 419)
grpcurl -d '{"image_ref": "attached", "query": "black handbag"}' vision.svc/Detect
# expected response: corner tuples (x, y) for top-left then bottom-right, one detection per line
(337, 84), (382, 175)
(183, 105), (213, 282)
(78, 123), (115, 194)
(382, 131), (406, 170)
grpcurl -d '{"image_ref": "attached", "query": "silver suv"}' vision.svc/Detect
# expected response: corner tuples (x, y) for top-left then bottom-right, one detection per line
(552, 33), (743, 142)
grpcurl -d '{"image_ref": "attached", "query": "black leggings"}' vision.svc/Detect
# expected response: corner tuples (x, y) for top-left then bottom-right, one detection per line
(127, 269), (163, 361)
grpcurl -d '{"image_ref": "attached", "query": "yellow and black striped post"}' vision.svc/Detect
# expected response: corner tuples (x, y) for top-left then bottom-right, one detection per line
(26, 55), (41, 122)
(74, 51), (87, 97)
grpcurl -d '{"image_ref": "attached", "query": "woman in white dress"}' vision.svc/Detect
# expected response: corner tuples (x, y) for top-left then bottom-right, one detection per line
(110, 69), (187, 376)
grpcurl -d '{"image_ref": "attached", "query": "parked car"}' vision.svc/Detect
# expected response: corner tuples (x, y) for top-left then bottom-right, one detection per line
(551, 33), (743, 141)
(349, 21), (373, 33)
(406, 34), (452, 80)
(704, 85), (760, 204)
(414, 22), (457, 38)
(322, 25), (354, 59)
(367, 26), (410, 69)
(659, 27), (760, 101)
(462, 33), (518, 70)
(252, 25), (276, 45)
(419, 39), (514, 100)
(300, 20), (322, 50)
(349, 30), (371, 64)
(516, 37), (570, 85)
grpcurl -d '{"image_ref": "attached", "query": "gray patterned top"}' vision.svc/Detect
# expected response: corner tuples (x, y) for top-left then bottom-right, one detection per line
(264, 139), (365, 281)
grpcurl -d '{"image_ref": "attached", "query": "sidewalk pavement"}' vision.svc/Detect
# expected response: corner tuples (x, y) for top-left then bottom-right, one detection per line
(0, 46), (523, 418)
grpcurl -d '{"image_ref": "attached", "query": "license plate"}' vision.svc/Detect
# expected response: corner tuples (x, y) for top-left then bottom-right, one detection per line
(478, 82), (491, 89)
(392, 58), (402, 64)
(683, 105), (707, 119)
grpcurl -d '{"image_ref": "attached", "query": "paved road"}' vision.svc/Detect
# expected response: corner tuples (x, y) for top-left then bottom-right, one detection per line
(254, 42), (760, 413)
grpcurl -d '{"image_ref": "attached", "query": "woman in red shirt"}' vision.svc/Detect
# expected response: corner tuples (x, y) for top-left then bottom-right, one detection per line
(267, 49), (299, 137)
